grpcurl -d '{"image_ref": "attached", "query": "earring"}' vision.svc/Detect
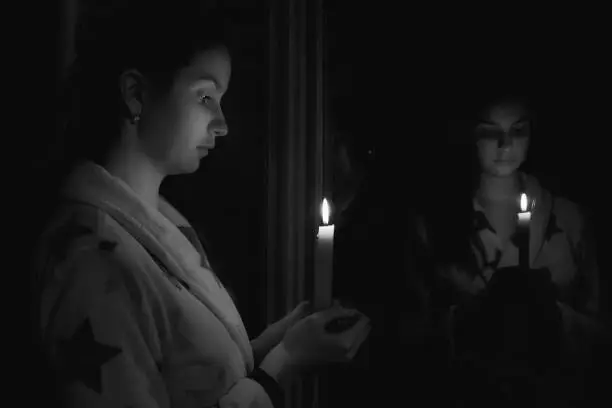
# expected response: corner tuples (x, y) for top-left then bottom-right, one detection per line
(131, 113), (141, 124)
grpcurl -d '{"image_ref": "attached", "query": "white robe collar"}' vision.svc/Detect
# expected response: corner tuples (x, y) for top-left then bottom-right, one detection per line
(62, 161), (254, 370)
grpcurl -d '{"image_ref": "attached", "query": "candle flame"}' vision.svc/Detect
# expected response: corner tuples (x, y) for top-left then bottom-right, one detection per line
(520, 193), (528, 212)
(321, 198), (331, 225)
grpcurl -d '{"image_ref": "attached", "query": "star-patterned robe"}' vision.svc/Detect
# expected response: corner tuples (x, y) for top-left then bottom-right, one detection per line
(402, 175), (610, 406)
(31, 162), (276, 408)
(464, 173), (601, 315)
(422, 173), (610, 404)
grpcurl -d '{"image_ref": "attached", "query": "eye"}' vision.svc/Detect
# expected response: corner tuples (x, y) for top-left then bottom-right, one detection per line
(199, 94), (213, 105)
(510, 123), (530, 138)
(475, 127), (504, 141)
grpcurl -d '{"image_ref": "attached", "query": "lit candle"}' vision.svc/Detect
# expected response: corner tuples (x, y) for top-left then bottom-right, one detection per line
(517, 192), (531, 270)
(314, 198), (334, 311)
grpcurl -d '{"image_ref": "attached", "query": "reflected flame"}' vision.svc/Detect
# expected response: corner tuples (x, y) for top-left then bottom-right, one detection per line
(520, 193), (528, 212)
(321, 198), (331, 225)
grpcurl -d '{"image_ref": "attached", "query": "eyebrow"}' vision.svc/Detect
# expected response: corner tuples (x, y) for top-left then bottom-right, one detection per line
(191, 75), (223, 91)
(477, 116), (530, 126)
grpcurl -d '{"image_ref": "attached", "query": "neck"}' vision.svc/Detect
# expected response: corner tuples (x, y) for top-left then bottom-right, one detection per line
(478, 172), (521, 203)
(104, 143), (165, 209)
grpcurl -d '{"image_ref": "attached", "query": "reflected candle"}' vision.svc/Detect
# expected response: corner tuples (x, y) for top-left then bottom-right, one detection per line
(314, 198), (334, 311)
(517, 193), (531, 270)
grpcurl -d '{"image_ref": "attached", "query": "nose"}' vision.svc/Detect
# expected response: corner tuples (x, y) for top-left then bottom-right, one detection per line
(211, 124), (228, 138)
(209, 116), (229, 138)
(497, 132), (512, 150)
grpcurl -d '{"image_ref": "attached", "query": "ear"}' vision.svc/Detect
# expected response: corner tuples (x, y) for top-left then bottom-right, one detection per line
(119, 69), (147, 120)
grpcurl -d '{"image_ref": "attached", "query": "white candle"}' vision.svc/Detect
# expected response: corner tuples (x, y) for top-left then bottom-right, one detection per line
(314, 198), (334, 311)
(517, 192), (531, 269)
(517, 193), (532, 227)
(517, 211), (531, 226)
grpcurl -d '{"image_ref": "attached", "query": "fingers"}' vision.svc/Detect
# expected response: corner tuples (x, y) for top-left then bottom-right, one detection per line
(285, 300), (311, 319)
(316, 306), (361, 321)
(289, 300), (308, 314)
(340, 314), (370, 337)
(332, 316), (371, 359)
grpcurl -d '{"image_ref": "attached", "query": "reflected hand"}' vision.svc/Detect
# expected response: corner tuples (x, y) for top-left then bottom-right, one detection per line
(440, 264), (487, 296)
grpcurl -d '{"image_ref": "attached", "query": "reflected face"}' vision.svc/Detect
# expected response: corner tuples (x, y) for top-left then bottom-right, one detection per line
(333, 143), (359, 214)
(139, 47), (231, 175)
(475, 101), (531, 177)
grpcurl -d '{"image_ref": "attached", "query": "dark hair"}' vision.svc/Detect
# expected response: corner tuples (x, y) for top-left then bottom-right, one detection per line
(427, 90), (538, 274)
(59, 1), (231, 167)
(450, 89), (536, 144)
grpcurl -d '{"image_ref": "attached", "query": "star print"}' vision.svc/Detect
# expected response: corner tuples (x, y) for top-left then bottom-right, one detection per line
(47, 216), (94, 264)
(98, 240), (118, 252)
(544, 212), (563, 243)
(485, 248), (503, 271)
(58, 318), (122, 394)
(473, 211), (496, 234)
(510, 231), (529, 249)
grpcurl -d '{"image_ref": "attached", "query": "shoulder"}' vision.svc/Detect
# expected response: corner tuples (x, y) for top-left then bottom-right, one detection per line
(527, 173), (589, 235)
(33, 201), (150, 297)
(540, 188), (590, 242)
(553, 196), (584, 220)
(33, 203), (164, 345)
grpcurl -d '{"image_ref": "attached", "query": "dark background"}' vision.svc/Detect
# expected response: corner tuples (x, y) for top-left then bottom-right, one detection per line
(16, 0), (609, 404)
(324, 5), (610, 405)
(325, 4), (609, 282)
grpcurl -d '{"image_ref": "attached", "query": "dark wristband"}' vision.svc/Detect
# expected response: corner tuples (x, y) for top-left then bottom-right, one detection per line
(248, 367), (285, 408)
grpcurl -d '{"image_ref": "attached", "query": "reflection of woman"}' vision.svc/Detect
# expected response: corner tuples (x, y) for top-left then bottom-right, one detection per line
(416, 93), (610, 404)
(31, 4), (368, 407)
(331, 133), (374, 227)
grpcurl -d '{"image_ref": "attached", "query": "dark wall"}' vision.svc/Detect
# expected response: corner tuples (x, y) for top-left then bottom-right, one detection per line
(325, 3), (608, 240)
(325, 5), (610, 404)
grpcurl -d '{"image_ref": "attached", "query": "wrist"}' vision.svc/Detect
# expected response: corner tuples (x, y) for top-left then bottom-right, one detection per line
(260, 342), (297, 386)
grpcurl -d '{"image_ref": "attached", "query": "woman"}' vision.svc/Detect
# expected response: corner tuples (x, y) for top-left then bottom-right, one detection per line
(415, 92), (610, 404)
(32, 3), (369, 407)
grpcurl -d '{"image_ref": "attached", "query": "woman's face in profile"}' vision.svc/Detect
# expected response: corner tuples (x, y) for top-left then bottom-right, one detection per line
(138, 47), (231, 176)
(474, 101), (531, 177)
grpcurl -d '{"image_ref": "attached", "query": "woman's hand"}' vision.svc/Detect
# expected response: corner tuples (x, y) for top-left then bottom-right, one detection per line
(439, 264), (487, 297)
(252, 301), (312, 364)
(280, 304), (370, 368)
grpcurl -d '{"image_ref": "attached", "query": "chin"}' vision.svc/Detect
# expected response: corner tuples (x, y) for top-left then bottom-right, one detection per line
(488, 164), (519, 177)
(185, 160), (201, 174)
(168, 159), (201, 176)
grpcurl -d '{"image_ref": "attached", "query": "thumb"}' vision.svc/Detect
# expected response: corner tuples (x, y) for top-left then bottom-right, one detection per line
(285, 300), (312, 323)
(293, 300), (312, 316)
(338, 315), (371, 342)
(316, 306), (361, 322)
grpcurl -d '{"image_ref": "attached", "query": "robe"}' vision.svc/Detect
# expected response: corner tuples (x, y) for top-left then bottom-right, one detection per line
(31, 162), (277, 408)
(411, 173), (611, 405)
